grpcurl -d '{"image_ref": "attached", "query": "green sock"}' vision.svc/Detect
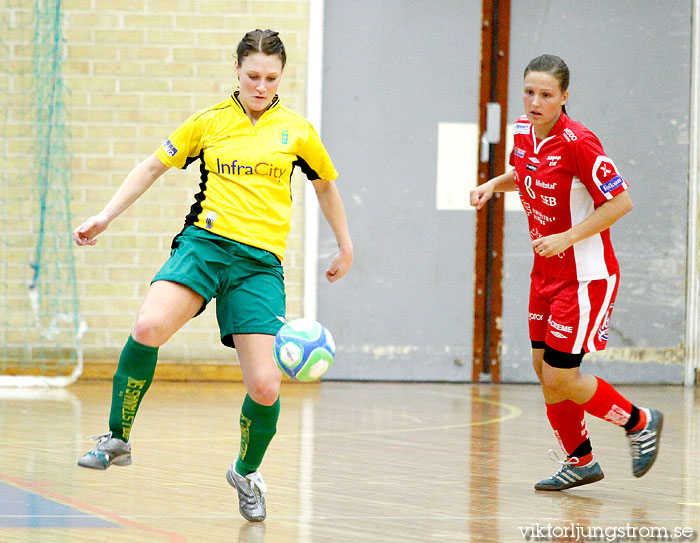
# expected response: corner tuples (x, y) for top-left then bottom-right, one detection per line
(236, 394), (280, 476)
(108, 335), (158, 442)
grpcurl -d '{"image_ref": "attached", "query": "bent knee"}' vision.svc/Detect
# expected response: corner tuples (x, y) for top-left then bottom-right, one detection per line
(540, 370), (573, 395)
(539, 372), (560, 391)
(247, 380), (281, 406)
(131, 318), (169, 347)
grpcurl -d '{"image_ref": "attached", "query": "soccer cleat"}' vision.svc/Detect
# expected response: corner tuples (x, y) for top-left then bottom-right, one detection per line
(534, 450), (604, 491)
(627, 408), (663, 478)
(226, 464), (267, 522)
(77, 432), (132, 470)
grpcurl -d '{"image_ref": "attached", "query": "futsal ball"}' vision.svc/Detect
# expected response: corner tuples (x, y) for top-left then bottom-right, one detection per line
(274, 318), (335, 382)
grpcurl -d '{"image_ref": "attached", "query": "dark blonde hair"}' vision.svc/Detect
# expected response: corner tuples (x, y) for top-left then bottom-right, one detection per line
(236, 29), (286, 69)
(524, 54), (569, 114)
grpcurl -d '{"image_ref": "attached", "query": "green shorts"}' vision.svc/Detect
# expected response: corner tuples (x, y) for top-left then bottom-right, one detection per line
(152, 226), (286, 348)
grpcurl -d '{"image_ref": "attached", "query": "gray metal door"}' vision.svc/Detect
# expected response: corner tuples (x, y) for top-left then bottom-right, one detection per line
(501, 1), (692, 383)
(318, 0), (483, 380)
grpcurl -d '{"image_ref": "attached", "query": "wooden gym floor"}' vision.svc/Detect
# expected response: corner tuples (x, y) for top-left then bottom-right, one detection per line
(1, 381), (698, 542)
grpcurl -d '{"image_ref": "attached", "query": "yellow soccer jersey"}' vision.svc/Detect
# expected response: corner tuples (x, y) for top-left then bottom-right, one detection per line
(155, 92), (338, 261)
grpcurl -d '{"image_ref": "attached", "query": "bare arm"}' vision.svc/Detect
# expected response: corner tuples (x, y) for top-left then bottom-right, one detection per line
(310, 178), (353, 283)
(73, 154), (170, 246)
(533, 190), (634, 258)
(470, 170), (517, 211)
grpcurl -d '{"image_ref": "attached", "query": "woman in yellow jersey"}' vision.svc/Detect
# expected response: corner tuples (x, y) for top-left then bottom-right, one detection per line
(72, 29), (353, 522)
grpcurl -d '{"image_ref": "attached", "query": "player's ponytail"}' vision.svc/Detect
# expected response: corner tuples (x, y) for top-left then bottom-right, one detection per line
(524, 54), (569, 116)
(236, 29), (286, 69)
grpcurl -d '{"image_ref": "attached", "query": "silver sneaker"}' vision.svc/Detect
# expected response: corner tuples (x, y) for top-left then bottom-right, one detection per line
(226, 464), (267, 522)
(77, 432), (132, 470)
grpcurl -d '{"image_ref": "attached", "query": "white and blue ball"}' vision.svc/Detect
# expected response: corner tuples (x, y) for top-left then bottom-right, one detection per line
(274, 318), (335, 382)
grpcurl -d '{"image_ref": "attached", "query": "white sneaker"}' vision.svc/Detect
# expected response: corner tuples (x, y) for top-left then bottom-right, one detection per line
(226, 464), (267, 522)
(77, 432), (132, 470)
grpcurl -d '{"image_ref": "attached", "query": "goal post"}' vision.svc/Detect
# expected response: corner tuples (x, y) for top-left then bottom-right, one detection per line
(1, 0), (85, 386)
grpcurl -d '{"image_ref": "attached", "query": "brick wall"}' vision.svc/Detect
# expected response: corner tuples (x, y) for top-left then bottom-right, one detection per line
(11, 1), (313, 368)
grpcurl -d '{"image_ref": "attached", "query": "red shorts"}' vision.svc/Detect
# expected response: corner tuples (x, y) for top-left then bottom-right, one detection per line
(528, 273), (619, 354)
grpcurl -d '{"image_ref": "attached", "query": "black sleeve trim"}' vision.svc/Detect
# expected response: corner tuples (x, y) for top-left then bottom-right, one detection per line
(292, 155), (320, 180)
(183, 154), (201, 170)
(183, 150), (208, 226)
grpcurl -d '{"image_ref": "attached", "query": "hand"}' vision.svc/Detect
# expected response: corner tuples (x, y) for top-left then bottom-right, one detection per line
(72, 212), (110, 246)
(325, 248), (353, 283)
(532, 231), (574, 258)
(470, 181), (494, 211)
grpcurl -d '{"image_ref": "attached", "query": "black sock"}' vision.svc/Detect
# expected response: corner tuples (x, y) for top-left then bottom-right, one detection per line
(571, 439), (593, 460)
(623, 405), (641, 432)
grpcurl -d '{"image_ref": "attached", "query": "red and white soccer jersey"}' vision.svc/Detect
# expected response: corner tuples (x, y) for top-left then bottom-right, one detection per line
(509, 113), (629, 281)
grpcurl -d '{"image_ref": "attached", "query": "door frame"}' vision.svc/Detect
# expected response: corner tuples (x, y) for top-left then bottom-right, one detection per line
(685, 0), (700, 386)
(303, 0), (326, 322)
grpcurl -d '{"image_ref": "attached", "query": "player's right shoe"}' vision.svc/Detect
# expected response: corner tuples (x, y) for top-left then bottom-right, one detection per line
(226, 464), (267, 522)
(77, 432), (132, 470)
(534, 450), (604, 491)
(626, 407), (663, 478)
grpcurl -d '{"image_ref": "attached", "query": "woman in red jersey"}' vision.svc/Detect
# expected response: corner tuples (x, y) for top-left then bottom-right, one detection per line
(471, 54), (662, 491)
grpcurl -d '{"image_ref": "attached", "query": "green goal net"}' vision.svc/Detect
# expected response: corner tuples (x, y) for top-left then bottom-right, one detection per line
(1, 0), (85, 386)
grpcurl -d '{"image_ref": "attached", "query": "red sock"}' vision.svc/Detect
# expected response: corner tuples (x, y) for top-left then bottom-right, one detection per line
(574, 452), (594, 466)
(582, 376), (646, 430)
(631, 410), (648, 432)
(546, 400), (590, 461)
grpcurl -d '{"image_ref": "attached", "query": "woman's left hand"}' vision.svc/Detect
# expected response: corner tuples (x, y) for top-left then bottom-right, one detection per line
(532, 231), (574, 258)
(326, 248), (353, 283)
